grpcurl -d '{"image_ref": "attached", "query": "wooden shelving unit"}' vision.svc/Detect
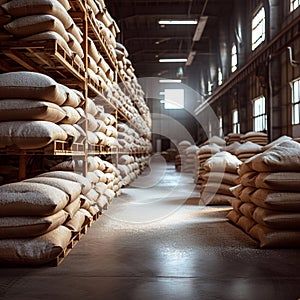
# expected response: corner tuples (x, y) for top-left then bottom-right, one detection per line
(0, 0), (151, 265)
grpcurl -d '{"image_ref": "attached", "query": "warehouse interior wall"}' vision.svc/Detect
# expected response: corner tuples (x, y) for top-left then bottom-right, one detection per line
(194, 0), (300, 143)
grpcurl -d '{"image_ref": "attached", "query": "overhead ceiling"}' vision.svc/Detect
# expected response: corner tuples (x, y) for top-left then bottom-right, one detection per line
(106, 0), (234, 81)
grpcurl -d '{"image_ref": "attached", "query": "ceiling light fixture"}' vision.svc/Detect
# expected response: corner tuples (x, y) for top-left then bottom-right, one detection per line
(193, 16), (208, 41)
(159, 20), (198, 25)
(159, 79), (182, 83)
(186, 51), (197, 66)
(159, 58), (187, 63)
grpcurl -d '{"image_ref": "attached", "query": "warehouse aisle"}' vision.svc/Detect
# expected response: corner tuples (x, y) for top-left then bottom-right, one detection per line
(0, 159), (300, 300)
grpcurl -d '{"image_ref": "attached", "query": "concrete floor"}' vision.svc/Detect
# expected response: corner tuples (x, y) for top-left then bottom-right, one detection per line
(0, 158), (300, 300)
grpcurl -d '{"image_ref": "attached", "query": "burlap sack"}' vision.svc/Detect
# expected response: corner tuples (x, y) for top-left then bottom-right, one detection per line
(249, 224), (300, 248)
(37, 171), (91, 195)
(250, 188), (300, 211)
(239, 202), (257, 219)
(0, 71), (67, 105)
(4, 14), (69, 41)
(255, 172), (300, 191)
(252, 206), (300, 229)
(0, 182), (69, 216)
(0, 99), (66, 123)
(0, 209), (68, 238)
(249, 140), (300, 172)
(2, 0), (73, 29)
(0, 225), (72, 265)
(203, 151), (242, 173)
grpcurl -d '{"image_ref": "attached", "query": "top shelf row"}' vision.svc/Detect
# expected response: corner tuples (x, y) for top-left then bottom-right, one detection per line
(0, 0), (151, 134)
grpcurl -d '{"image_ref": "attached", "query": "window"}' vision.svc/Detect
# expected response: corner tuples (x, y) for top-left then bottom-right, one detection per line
(219, 115), (223, 136)
(252, 6), (265, 50)
(217, 67), (223, 86)
(253, 96), (267, 131)
(208, 81), (213, 95)
(291, 0), (300, 11)
(232, 109), (240, 133)
(163, 88), (184, 109)
(231, 44), (238, 72)
(291, 78), (300, 124)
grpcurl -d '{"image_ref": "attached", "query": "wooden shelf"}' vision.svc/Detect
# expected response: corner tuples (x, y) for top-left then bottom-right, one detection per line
(0, 141), (85, 156)
(0, 40), (85, 89)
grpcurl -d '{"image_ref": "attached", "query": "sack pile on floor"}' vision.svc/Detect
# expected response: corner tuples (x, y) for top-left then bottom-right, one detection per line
(181, 145), (199, 173)
(195, 143), (221, 186)
(0, 169), (100, 265)
(201, 151), (242, 205)
(241, 131), (268, 146)
(227, 140), (300, 248)
(175, 140), (191, 172)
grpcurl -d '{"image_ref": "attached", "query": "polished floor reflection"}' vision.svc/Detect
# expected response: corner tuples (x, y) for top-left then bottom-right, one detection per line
(0, 161), (299, 300)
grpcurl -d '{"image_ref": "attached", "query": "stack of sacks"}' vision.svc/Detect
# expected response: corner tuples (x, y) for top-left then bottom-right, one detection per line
(86, 0), (119, 49)
(181, 145), (199, 173)
(90, 0), (120, 51)
(118, 155), (141, 186)
(127, 80), (151, 129)
(0, 71), (87, 150)
(117, 123), (138, 152)
(1, 0), (85, 71)
(0, 0), (12, 33)
(226, 133), (242, 144)
(234, 141), (262, 162)
(87, 37), (114, 93)
(107, 83), (151, 139)
(115, 42), (131, 81)
(228, 140), (300, 248)
(242, 131), (268, 146)
(195, 143), (221, 186)
(50, 156), (122, 210)
(91, 104), (118, 148)
(175, 140), (192, 172)
(201, 151), (242, 205)
(0, 170), (98, 265)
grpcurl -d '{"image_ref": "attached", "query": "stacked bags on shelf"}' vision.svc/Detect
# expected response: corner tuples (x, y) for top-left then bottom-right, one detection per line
(107, 83), (151, 139)
(0, 71), (118, 151)
(50, 156), (123, 209)
(0, 170), (97, 265)
(201, 151), (242, 205)
(118, 155), (141, 186)
(1, 0), (84, 71)
(86, 101), (118, 148)
(117, 123), (151, 153)
(227, 140), (300, 248)
(0, 71), (86, 149)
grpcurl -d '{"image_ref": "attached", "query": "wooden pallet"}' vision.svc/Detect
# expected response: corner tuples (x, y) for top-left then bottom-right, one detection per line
(51, 210), (101, 267)
(0, 40), (85, 86)
(0, 141), (85, 156)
